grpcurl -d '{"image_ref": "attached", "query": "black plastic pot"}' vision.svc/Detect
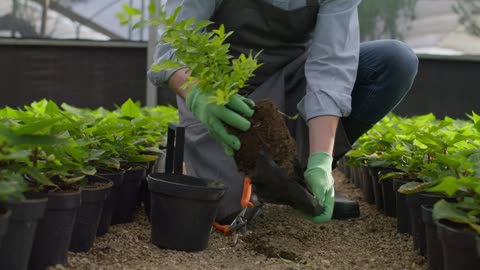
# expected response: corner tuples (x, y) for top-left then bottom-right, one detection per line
(70, 177), (113, 252)
(96, 170), (125, 237)
(369, 167), (384, 211)
(111, 166), (147, 224)
(437, 220), (480, 270)
(378, 169), (397, 217)
(344, 163), (352, 179)
(360, 164), (374, 204)
(0, 198), (48, 270)
(353, 166), (361, 189)
(28, 191), (81, 270)
(407, 192), (455, 256)
(393, 178), (413, 234)
(0, 207), (11, 248)
(147, 173), (225, 252)
(422, 206), (444, 270)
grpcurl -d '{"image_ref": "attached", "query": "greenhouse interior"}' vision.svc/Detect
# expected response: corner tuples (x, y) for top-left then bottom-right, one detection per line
(0, 0), (480, 270)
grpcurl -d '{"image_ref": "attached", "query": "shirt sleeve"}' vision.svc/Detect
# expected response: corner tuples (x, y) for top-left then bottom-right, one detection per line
(297, 0), (361, 121)
(147, 0), (218, 86)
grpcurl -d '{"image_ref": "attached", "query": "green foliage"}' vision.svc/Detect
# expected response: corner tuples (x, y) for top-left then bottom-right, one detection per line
(0, 99), (178, 197)
(348, 111), (480, 234)
(117, 4), (262, 105)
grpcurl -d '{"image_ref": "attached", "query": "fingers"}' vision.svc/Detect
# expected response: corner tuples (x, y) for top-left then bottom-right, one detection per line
(227, 95), (255, 117)
(215, 106), (251, 131)
(209, 117), (241, 151)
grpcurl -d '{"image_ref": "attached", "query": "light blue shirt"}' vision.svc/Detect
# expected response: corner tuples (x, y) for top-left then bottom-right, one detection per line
(149, 0), (361, 120)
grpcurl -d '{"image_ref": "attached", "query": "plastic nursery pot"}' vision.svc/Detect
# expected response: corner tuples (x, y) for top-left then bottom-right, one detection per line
(422, 206), (444, 270)
(360, 164), (374, 204)
(353, 166), (361, 189)
(378, 169), (397, 217)
(407, 192), (455, 256)
(0, 207), (11, 248)
(70, 177), (113, 252)
(344, 162), (352, 179)
(28, 191), (81, 270)
(393, 178), (414, 234)
(147, 173), (225, 252)
(96, 170), (125, 237)
(369, 167), (384, 211)
(0, 198), (48, 270)
(437, 219), (480, 270)
(111, 165), (147, 225)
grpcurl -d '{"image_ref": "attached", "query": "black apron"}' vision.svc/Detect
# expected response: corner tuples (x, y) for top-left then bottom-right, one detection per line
(177, 0), (351, 220)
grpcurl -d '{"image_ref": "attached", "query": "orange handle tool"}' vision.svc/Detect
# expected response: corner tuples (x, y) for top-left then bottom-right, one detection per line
(241, 176), (254, 209)
(213, 222), (232, 236)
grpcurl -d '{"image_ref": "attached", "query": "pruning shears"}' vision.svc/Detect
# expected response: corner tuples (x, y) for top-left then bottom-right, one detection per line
(213, 176), (254, 244)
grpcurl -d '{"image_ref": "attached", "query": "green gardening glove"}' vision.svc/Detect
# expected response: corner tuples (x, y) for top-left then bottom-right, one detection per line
(186, 86), (255, 156)
(304, 152), (335, 223)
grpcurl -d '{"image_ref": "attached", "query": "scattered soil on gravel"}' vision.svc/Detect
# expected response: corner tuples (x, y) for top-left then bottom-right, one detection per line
(51, 169), (426, 270)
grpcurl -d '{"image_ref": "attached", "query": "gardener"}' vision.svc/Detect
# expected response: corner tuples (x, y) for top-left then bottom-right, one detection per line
(148, 0), (418, 224)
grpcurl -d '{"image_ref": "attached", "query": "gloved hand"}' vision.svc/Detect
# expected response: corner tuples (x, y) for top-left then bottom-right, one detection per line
(304, 152), (335, 223)
(186, 86), (255, 156)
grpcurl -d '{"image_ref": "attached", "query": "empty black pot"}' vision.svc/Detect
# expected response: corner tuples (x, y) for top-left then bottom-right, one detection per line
(369, 167), (384, 211)
(96, 170), (125, 237)
(408, 192), (454, 256)
(70, 177), (113, 252)
(360, 164), (374, 204)
(393, 178), (413, 234)
(422, 206), (444, 270)
(111, 166), (146, 224)
(0, 198), (48, 270)
(437, 220), (480, 270)
(147, 173), (225, 252)
(0, 207), (11, 248)
(28, 191), (81, 270)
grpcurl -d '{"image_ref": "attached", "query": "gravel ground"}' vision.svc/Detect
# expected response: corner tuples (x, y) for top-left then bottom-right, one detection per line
(51, 169), (426, 270)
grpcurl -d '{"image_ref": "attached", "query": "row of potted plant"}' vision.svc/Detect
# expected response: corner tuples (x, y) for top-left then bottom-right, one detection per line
(339, 113), (480, 270)
(0, 99), (178, 270)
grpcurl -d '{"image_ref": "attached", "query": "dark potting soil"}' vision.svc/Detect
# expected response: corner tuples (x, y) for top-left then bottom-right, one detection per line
(230, 100), (297, 177)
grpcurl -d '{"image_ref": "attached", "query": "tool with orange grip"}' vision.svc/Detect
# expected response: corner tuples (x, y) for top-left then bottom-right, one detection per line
(213, 176), (254, 243)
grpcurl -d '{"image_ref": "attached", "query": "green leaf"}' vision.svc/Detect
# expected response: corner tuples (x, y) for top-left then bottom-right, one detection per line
(120, 99), (142, 119)
(433, 200), (479, 223)
(398, 181), (433, 194)
(427, 177), (461, 196)
(151, 61), (184, 72)
(147, 0), (156, 16)
(122, 4), (142, 16)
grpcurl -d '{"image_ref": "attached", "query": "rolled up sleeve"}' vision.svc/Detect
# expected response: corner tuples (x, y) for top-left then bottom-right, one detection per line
(147, 0), (217, 86)
(297, 0), (361, 121)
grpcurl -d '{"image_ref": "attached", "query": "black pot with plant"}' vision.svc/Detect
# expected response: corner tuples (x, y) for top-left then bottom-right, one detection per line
(96, 170), (125, 236)
(0, 197), (47, 270)
(360, 163), (374, 204)
(378, 169), (398, 217)
(436, 219), (480, 270)
(0, 207), (10, 248)
(70, 176), (113, 252)
(111, 163), (147, 225)
(28, 190), (81, 270)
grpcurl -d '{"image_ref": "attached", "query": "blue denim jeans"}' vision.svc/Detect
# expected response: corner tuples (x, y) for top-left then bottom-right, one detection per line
(343, 40), (419, 143)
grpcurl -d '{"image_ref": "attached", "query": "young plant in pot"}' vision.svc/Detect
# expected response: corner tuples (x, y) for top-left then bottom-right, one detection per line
(431, 175), (480, 270)
(58, 105), (117, 252)
(106, 100), (160, 225)
(3, 100), (93, 270)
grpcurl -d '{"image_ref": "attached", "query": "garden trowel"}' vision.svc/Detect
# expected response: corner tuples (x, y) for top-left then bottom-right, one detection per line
(252, 152), (360, 219)
(252, 151), (324, 216)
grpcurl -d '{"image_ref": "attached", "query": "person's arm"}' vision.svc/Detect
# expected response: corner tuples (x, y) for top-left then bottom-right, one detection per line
(300, 0), (361, 223)
(147, 0), (218, 89)
(298, 0), (361, 155)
